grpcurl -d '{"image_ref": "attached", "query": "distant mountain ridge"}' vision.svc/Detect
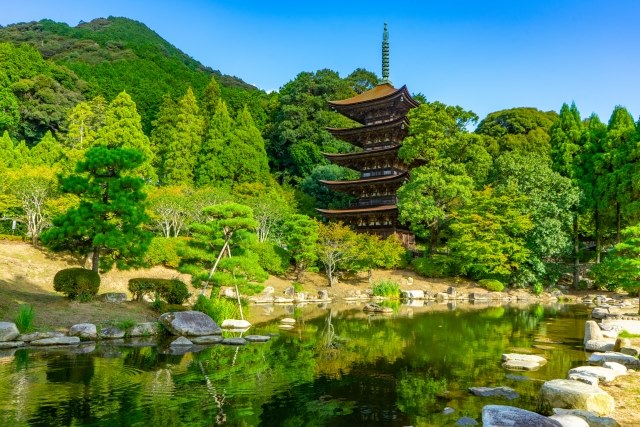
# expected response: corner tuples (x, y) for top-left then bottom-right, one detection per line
(0, 16), (259, 133)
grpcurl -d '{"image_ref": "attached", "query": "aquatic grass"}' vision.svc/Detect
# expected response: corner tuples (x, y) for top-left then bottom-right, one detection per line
(372, 279), (401, 298)
(619, 330), (640, 338)
(15, 304), (35, 333)
(193, 294), (243, 324)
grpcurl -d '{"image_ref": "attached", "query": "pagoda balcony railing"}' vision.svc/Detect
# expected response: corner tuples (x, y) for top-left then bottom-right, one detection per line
(361, 168), (402, 178)
(349, 196), (397, 207)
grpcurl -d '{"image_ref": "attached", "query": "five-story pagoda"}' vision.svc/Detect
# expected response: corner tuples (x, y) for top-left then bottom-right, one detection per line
(317, 24), (419, 249)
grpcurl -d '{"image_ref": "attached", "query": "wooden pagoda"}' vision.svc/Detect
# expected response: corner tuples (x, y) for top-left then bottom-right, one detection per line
(317, 24), (419, 249)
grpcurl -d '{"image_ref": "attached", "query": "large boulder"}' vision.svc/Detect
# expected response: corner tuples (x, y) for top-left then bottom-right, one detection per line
(69, 323), (97, 340)
(159, 311), (222, 336)
(468, 386), (519, 400)
(538, 379), (615, 416)
(567, 366), (625, 383)
(0, 322), (19, 342)
(99, 327), (126, 339)
(482, 405), (561, 427)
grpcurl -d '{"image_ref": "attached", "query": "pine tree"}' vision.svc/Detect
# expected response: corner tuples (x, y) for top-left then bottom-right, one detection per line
(65, 96), (106, 149)
(163, 87), (203, 185)
(196, 99), (233, 187)
(30, 131), (64, 167)
(224, 106), (271, 184)
(150, 94), (179, 183)
(200, 77), (221, 128)
(95, 91), (157, 182)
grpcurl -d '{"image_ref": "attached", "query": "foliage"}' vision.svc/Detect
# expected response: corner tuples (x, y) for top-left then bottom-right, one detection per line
(352, 234), (406, 283)
(316, 222), (360, 286)
(128, 277), (190, 304)
(41, 146), (152, 272)
(143, 237), (184, 268)
(299, 164), (358, 210)
(245, 240), (290, 275)
(478, 279), (505, 292)
(192, 294), (240, 325)
(531, 282), (544, 295)
(14, 304), (35, 333)
(411, 255), (454, 278)
(371, 279), (401, 298)
(53, 267), (100, 302)
(283, 214), (319, 279)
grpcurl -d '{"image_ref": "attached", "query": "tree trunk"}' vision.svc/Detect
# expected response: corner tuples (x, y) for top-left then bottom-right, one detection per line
(573, 215), (580, 289)
(368, 268), (373, 285)
(91, 246), (100, 272)
(595, 207), (601, 264)
(616, 202), (621, 244)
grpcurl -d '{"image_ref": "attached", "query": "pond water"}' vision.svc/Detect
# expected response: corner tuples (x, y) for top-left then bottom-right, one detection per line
(0, 303), (590, 426)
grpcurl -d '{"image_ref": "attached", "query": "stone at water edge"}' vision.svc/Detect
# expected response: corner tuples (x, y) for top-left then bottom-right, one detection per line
(401, 290), (424, 299)
(244, 335), (271, 342)
(568, 373), (599, 386)
(170, 336), (193, 346)
(31, 336), (81, 346)
(190, 335), (223, 344)
(551, 408), (621, 427)
(159, 311), (222, 336)
(100, 292), (127, 303)
(0, 322), (19, 342)
(0, 341), (24, 349)
(482, 405), (562, 427)
(18, 331), (64, 342)
(69, 323), (97, 340)
(538, 379), (615, 416)
(602, 361), (627, 373)
(129, 322), (159, 337)
(99, 327), (126, 339)
(619, 346), (640, 357)
(455, 416), (478, 426)
(584, 339), (616, 352)
(584, 320), (604, 343)
(548, 414), (590, 427)
(591, 307), (610, 319)
(280, 318), (296, 324)
(222, 338), (246, 346)
(221, 319), (251, 329)
(588, 351), (640, 368)
(567, 366), (625, 383)
(468, 386), (519, 400)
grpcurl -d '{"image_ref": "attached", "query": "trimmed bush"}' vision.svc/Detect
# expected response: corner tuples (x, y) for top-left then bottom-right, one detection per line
(53, 268), (100, 302)
(478, 279), (505, 292)
(372, 279), (401, 298)
(128, 278), (190, 304)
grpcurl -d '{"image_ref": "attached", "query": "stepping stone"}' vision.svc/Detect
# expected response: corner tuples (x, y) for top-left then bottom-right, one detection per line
(568, 366), (625, 383)
(280, 318), (296, 324)
(469, 386), (519, 400)
(170, 336), (193, 346)
(221, 319), (251, 329)
(222, 338), (246, 346)
(244, 335), (271, 342)
(190, 335), (223, 344)
(538, 379), (614, 416)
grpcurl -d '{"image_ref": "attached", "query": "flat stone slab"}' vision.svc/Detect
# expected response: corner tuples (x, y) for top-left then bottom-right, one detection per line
(244, 335), (271, 342)
(502, 353), (546, 371)
(585, 339), (616, 352)
(482, 405), (561, 427)
(469, 386), (519, 400)
(0, 322), (19, 342)
(538, 379), (615, 416)
(588, 351), (640, 368)
(551, 409), (621, 427)
(190, 335), (223, 344)
(548, 414), (590, 427)
(31, 336), (81, 346)
(280, 318), (296, 324)
(568, 373), (599, 386)
(159, 311), (222, 336)
(221, 319), (251, 329)
(602, 361), (627, 373)
(170, 336), (193, 346)
(18, 331), (64, 342)
(99, 327), (126, 339)
(221, 338), (246, 346)
(0, 341), (24, 349)
(279, 324), (294, 330)
(568, 366), (625, 383)
(502, 353), (547, 364)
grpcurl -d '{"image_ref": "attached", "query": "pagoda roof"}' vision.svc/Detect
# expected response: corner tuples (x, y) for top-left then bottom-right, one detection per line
(319, 171), (407, 187)
(323, 145), (400, 161)
(329, 83), (399, 106)
(326, 116), (409, 145)
(316, 204), (397, 215)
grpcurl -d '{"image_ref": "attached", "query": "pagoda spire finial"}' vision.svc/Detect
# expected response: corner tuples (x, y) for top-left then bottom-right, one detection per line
(382, 23), (390, 84)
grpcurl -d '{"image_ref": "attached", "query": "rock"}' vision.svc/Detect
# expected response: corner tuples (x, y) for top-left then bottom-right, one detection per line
(482, 405), (561, 427)
(170, 336), (193, 346)
(31, 336), (81, 346)
(69, 323), (97, 340)
(619, 346), (640, 357)
(447, 286), (457, 298)
(244, 335), (271, 342)
(436, 292), (448, 300)
(363, 303), (393, 313)
(219, 286), (236, 298)
(0, 322), (19, 342)
(401, 290), (425, 299)
(222, 338), (246, 346)
(129, 322), (159, 337)
(99, 327), (126, 339)
(613, 337), (630, 351)
(283, 286), (295, 297)
(602, 361), (627, 373)
(567, 366), (625, 383)
(502, 353), (546, 370)
(279, 324), (294, 330)
(280, 317), (296, 324)
(551, 409), (621, 427)
(591, 308), (609, 319)
(159, 311), (222, 336)
(262, 286), (275, 295)
(584, 320), (604, 343)
(455, 416), (479, 426)
(601, 319), (640, 335)
(538, 379), (615, 416)
(18, 331), (64, 342)
(274, 297), (294, 303)
(406, 276), (413, 285)
(190, 335), (223, 344)
(585, 339), (616, 351)
(548, 414), (590, 427)
(0, 341), (24, 349)
(468, 386), (519, 400)
(470, 293), (490, 301)
(295, 292), (306, 301)
(318, 290), (329, 300)
(588, 351), (640, 368)
(442, 407), (455, 415)
(101, 292), (128, 303)
(221, 319), (252, 329)
(568, 373), (599, 386)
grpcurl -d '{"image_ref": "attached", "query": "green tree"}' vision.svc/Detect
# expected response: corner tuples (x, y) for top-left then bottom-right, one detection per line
(65, 96), (107, 150)
(162, 87), (203, 185)
(41, 146), (152, 272)
(95, 91), (157, 182)
(200, 77), (221, 126)
(591, 224), (640, 314)
(0, 131), (16, 167)
(150, 94), (179, 182)
(29, 131), (64, 167)
(284, 214), (319, 280)
(353, 234), (406, 284)
(196, 99), (233, 187)
(316, 222), (359, 286)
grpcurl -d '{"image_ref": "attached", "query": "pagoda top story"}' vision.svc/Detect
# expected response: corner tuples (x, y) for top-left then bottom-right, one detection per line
(328, 84), (418, 125)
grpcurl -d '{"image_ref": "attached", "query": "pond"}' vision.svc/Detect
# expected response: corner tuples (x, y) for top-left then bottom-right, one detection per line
(0, 303), (590, 426)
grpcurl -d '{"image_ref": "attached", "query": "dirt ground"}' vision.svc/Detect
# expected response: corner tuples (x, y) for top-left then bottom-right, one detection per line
(600, 366), (640, 427)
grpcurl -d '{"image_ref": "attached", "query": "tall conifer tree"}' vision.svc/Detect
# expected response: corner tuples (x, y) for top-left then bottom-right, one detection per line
(196, 99), (233, 187)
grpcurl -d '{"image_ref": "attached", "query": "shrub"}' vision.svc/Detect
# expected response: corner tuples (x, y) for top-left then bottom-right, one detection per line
(128, 278), (190, 304)
(15, 304), (35, 333)
(372, 279), (401, 298)
(193, 294), (241, 324)
(247, 241), (290, 275)
(143, 237), (184, 268)
(53, 268), (100, 302)
(532, 282), (544, 295)
(412, 255), (453, 278)
(478, 279), (505, 292)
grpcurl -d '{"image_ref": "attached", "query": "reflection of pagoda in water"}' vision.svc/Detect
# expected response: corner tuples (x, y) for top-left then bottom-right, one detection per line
(317, 24), (419, 249)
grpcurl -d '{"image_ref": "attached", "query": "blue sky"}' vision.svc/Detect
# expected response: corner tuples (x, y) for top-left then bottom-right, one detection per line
(2, 0), (639, 123)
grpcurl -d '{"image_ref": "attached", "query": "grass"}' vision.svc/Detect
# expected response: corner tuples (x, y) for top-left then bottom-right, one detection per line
(15, 304), (35, 333)
(619, 330), (640, 338)
(372, 279), (401, 298)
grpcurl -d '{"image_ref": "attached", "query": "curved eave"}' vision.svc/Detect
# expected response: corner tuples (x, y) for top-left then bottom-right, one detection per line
(317, 204), (398, 215)
(326, 116), (409, 138)
(319, 171), (408, 187)
(329, 84), (418, 108)
(322, 145), (400, 161)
